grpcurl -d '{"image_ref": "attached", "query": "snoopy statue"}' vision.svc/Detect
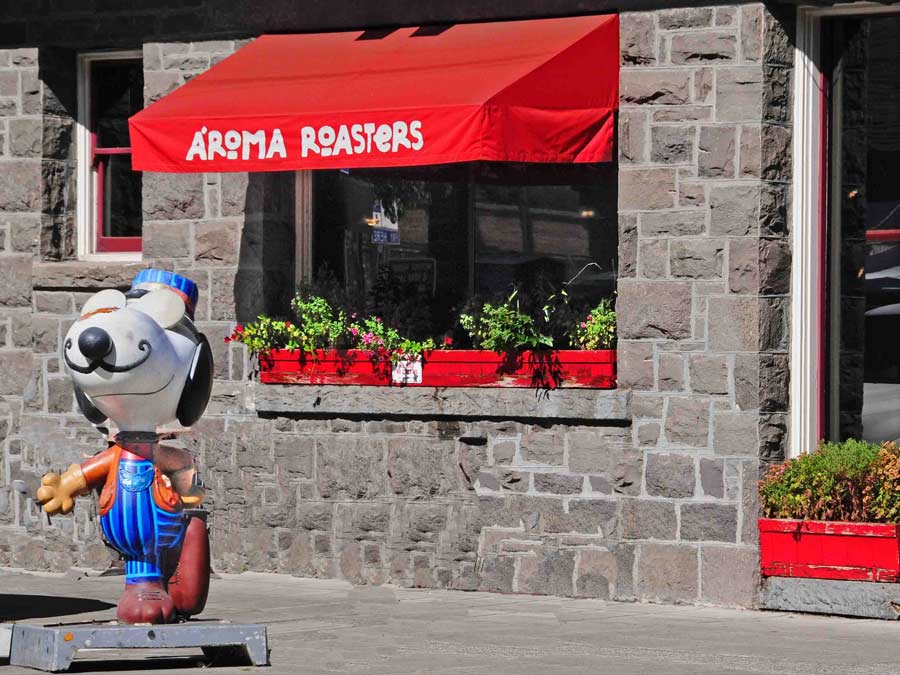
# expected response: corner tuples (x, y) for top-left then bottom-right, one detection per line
(36, 269), (214, 624)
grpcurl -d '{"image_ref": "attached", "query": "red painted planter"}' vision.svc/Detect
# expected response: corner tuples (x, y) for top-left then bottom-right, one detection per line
(758, 518), (900, 582)
(258, 348), (616, 388)
(418, 349), (616, 388)
(259, 349), (391, 385)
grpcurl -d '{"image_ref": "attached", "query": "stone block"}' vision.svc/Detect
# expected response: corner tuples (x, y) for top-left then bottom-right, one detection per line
(617, 280), (691, 339)
(565, 499), (619, 536)
(664, 397), (710, 447)
(689, 354), (728, 395)
(476, 555), (515, 593)
(459, 443), (488, 489)
(619, 213), (637, 278)
(142, 221), (192, 259)
(619, 167), (677, 210)
(616, 341), (654, 390)
(681, 502), (737, 542)
(492, 440), (516, 464)
(520, 427), (564, 465)
(760, 353), (789, 413)
(734, 354), (759, 410)
(402, 503), (447, 544)
(715, 7), (737, 26)
(620, 499), (676, 540)
(709, 184), (760, 236)
(698, 126), (735, 178)
(387, 438), (457, 497)
(728, 238), (759, 294)
(0, 70), (17, 96)
(638, 239), (667, 278)
(759, 238), (791, 295)
(42, 116), (73, 160)
(33, 291), (72, 315)
(650, 125), (694, 164)
(716, 67), (763, 123)
(645, 452), (695, 498)
(637, 422), (660, 446)
(0, 350), (33, 395)
(46, 377), (73, 413)
(670, 239), (724, 279)
(739, 125), (761, 178)
(707, 296), (759, 352)
(144, 71), (182, 105)
(670, 32), (736, 64)
(658, 353), (684, 391)
(758, 413), (786, 465)
(31, 316), (58, 353)
(621, 13), (656, 65)
(700, 458), (725, 498)
(621, 70), (691, 106)
(221, 172), (249, 217)
(317, 437), (386, 499)
(637, 543), (698, 601)
(297, 502), (333, 531)
(740, 5), (763, 63)
(763, 64), (790, 124)
(142, 172), (205, 220)
(640, 210), (705, 237)
(0, 161), (41, 212)
(8, 118), (42, 158)
(7, 215), (40, 254)
(658, 7), (713, 28)
(619, 109), (647, 164)
(194, 220), (239, 265)
(568, 428), (640, 495)
(518, 548), (575, 596)
(761, 124), (792, 182)
(272, 434), (314, 479)
(575, 548), (618, 598)
(713, 412), (759, 457)
(652, 106), (712, 122)
(0, 255), (31, 307)
(701, 545), (759, 607)
(533, 473), (583, 495)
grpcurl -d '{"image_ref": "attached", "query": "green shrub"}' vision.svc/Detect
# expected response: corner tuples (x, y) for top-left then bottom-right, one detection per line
(459, 291), (553, 352)
(758, 439), (898, 522)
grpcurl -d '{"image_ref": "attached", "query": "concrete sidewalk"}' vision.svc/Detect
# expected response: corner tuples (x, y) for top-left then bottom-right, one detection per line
(1, 569), (899, 675)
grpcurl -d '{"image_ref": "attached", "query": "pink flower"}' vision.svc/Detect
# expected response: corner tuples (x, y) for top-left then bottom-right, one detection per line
(443, 336), (453, 347)
(350, 327), (359, 336)
(580, 322), (587, 329)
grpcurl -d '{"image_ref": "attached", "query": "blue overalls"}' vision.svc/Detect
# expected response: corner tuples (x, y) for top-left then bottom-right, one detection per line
(100, 456), (185, 585)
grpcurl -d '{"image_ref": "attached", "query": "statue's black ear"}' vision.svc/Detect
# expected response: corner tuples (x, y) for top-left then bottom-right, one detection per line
(74, 385), (107, 425)
(176, 335), (213, 427)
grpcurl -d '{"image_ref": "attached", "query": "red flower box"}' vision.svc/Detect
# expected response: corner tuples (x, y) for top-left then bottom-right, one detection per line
(758, 518), (900, 582)
(417, 349), (616, 389)
(259, 349), (391, 385)
(258, 348), (616, 388)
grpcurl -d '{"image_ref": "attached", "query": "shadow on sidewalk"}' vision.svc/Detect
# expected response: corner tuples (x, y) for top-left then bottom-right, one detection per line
(0, 594), (115, 621)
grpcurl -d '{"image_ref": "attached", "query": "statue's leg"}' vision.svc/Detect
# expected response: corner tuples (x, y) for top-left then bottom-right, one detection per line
(116, 556), (176, 624)
(166, 510), (211, 617)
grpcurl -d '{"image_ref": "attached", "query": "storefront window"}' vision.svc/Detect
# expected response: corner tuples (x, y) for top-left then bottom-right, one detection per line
(825, 14), (900, 442)
(309, 164), (617, 343)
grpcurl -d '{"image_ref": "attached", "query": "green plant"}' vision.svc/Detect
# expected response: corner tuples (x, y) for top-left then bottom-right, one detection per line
(570, 299), (616, 350)
(225, 318), (300, 355)
(863, 442), (900, 522)
(459, 290), (553, 352)
(759, 439), (882, 522)
(289, 294), (349, 351)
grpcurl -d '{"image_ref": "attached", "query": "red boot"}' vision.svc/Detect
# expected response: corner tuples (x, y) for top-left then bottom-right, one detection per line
(167, 513), (211, 618)
(117, 581), (176, 624)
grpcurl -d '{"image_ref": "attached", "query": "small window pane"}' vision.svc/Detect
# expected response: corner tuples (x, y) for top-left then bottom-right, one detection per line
(92, 59), (143, 148)
(103, 155), (142, 237)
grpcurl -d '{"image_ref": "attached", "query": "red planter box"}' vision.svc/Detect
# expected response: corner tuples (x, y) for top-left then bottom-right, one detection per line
(758, 518), (900, 582)
(258, 348), (616, 388)
(259, 349), (391, 385)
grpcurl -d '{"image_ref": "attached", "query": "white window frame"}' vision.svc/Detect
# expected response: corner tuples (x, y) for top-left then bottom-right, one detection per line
(76, 50), (143, 262)
(790, 2), (900, 457)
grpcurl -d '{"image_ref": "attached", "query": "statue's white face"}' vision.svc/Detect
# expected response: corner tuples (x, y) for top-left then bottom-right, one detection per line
(62, 289), (198, 432)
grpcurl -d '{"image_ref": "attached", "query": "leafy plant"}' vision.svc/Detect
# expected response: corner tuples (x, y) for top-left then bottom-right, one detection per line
(459, 290), (553, 352)
(759, 439), (883, 522)
(570, 299), (616, 350)
(862, 442), (900, 522)
(289, 294), (349, 351)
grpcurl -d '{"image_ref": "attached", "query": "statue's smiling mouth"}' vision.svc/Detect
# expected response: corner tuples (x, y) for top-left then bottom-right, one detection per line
(64, 338), (153, 374)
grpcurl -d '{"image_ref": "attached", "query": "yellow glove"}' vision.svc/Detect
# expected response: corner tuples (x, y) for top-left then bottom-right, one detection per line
(36, 464), (88, 515)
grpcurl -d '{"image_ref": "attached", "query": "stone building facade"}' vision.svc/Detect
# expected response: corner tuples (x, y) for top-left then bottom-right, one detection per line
(0, 1), (796, 607)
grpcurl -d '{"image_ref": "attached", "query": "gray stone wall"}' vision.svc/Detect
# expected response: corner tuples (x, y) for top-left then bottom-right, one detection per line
(0, 5), (794, 608)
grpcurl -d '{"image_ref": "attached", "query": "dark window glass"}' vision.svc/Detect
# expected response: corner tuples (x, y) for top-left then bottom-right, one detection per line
(826, 15), (900, 442)
(311, 164), (617, 342)
(92, 59), (143, 148)
(103, 154), (142, 237)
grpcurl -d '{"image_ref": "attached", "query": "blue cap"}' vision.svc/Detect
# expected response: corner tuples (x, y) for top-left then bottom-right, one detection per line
(131, 269), (199, 318)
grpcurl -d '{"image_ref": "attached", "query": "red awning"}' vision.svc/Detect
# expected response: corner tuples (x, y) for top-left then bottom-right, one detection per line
(129, 14), (619, 173)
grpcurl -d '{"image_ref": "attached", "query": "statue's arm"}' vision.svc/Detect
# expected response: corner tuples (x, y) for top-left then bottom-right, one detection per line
(36, 447), (116, 515)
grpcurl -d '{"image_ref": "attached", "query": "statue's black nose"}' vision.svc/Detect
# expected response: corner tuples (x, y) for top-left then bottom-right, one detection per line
(78, 327), (113, 361)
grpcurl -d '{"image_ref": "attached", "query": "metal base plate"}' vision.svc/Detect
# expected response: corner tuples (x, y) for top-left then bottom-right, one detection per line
(8, 621), (269, 672)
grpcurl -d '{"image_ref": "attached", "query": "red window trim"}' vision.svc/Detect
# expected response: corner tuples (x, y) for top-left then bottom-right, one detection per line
(865, 229), (900, 243)
(90, 59), (142, 254)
